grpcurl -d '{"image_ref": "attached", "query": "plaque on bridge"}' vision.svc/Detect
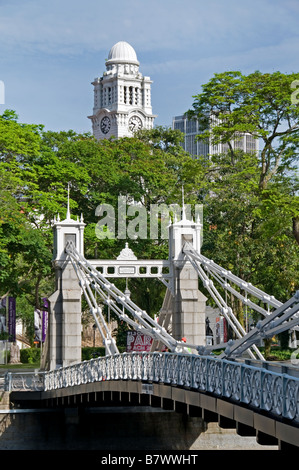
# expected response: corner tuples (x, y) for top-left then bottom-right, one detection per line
(118, 266), (136, 275)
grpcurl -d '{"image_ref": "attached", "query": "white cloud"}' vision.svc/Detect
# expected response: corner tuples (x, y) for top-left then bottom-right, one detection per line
(0, 0), (298, 57)
(0, 0), (298, 131)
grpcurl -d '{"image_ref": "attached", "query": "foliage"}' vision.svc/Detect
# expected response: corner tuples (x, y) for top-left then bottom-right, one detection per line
(0, 115), (197, 343)
(81, 347), (106, 360)
(187, 70), (299, 246)
(0, 70), (298, 350)
(188, 70), (299, 173)
(187, 71), (299, 331)
(259, 347), (294, 361)
(19, 347), (40, 364)
(199, 150), (299, 304)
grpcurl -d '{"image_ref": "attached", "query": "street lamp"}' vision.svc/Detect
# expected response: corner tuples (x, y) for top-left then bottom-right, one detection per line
(93, 323), (97, 347)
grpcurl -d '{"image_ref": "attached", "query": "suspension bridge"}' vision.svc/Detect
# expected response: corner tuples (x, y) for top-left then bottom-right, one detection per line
(2, 201), (299, 450)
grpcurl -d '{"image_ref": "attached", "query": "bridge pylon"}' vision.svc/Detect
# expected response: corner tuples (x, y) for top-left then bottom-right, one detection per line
(43, 207), (85, 370)
(165, 208), (206, 347)
(42, 196), (208, 368)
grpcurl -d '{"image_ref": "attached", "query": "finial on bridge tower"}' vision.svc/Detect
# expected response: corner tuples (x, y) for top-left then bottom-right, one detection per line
(168, 185), (202, 261)
(181, 185), (194, 223)
(182, 184), (186, 221)
(181, 184), (187, 221)
(52, 184), (86, 263)
(66, 182), (71, 220)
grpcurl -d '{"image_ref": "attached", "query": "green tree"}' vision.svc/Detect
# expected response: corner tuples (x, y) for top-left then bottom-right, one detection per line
(51, 128), (200, 315)
(0, 119), (203, 327)
(187, 71), (299, 336)
(187, 70), (299, 244)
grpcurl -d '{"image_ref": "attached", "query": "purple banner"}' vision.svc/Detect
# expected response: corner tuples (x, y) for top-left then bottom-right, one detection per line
(0, 297), (7, 336)
(8, 297), (16, 342)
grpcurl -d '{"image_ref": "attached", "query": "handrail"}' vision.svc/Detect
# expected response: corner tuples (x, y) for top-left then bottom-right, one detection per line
(4, 353), (298, 423)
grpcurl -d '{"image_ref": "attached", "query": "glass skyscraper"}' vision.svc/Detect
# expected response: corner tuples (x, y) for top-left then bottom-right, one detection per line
(172, 114), (259, 158)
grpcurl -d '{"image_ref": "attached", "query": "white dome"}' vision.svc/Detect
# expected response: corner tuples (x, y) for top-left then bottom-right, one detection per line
(106, 41), (139, 66)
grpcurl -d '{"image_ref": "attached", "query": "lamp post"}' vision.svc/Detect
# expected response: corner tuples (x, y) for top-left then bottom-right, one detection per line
(93, 323), (97, 348)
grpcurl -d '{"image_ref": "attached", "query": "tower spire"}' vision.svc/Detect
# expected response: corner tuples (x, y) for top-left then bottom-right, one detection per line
(182, 185), (186, 221)
(66, 183), (71, 220)
(89, 41), (156, 140)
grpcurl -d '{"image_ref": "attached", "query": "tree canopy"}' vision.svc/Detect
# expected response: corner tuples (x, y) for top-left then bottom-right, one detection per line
(0, 115), (200, 339)
(187, 70), (299, 306)
(0, 70), (298, 344)
(188, 70), (299, 189)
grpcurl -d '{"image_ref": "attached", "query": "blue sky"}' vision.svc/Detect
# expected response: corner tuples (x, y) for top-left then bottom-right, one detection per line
(0, 0), (298, 134)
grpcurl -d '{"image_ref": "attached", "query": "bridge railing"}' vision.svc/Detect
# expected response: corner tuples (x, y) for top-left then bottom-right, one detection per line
(3, 353), (299, 423)
(1, 371), (45, 392)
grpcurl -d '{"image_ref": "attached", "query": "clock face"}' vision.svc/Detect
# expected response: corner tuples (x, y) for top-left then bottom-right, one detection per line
(100, 116), (111, 134)
(129, 115), (142, 132)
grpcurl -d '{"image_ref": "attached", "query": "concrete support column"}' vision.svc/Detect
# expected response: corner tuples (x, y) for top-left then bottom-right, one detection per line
(167, 206), (206, 348)
(61, 263), (82, 367)
(173, 261), (206, 346)
(46, 206), (85, 370)
(48, 289), (62, 370)
(48, 263), (82, 369)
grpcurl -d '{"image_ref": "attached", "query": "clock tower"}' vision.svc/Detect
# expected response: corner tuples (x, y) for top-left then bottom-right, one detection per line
(89, 41), (156, 139)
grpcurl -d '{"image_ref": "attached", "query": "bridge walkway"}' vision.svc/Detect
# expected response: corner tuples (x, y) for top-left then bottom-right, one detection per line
(4, 353), (299, 450)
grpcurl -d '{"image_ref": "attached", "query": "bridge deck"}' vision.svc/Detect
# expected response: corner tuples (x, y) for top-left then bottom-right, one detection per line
(6, 352), (299, 450)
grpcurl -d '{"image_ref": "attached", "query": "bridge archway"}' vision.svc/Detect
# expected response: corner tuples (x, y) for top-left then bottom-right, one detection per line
(43, 203), (207, 369)
(42, 198), (299, 371)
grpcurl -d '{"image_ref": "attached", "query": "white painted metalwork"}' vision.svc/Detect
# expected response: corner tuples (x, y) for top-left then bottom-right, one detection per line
(183, 242), (281, 312)
(3, 371), (44, 392)
(218, 291), (299, 359)
(88, 258), (171, 280)
(5, 353), (298, 423)
(65, 241), (193, 354)
(182, 242), (299, 360)
(88, 242), (171, 285)
(65, 237), (299, 360)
